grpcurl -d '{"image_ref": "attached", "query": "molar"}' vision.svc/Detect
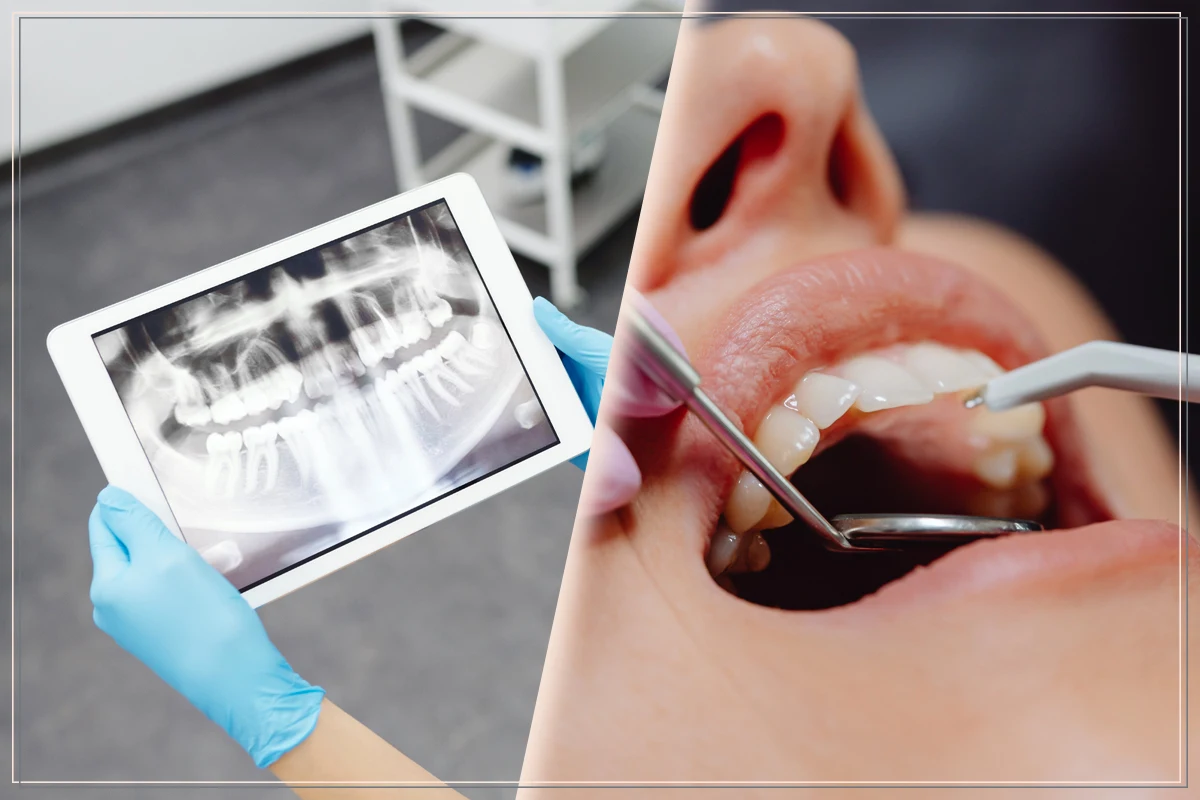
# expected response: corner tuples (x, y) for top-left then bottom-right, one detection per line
(834, 355), (934, 412)
(471, 322), (499, 351)
(200, 540), (244, 573)
(211, 393), (247, 425)
(174, 403), (212, 427)
(971, 402), (1046, 442)
(278, 412), (314, 483)
(973, 446), (1019, 490)
(785, 373), (860, 429)
(239, 383), (271, 416)
(1016, 436), (1055, 481)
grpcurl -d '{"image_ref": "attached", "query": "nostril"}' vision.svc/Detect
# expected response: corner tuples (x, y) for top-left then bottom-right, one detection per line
(688, 135), (741, 231)
(688, 112), (785, 232)
(827, 120), (854, 209)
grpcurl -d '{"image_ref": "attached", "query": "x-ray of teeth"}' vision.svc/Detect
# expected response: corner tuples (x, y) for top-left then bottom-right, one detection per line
(94, 201), (557, 591)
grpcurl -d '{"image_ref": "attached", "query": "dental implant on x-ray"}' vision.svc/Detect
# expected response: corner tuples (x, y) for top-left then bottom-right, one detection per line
(94, 202), (556, 587)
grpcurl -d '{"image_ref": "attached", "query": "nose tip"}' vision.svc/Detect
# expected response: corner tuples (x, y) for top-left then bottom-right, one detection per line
(674, 18), (904, 247)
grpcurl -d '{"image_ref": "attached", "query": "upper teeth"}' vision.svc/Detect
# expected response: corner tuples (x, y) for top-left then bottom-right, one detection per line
(192, 322), (502, 500)
(719, 340), (1054, 538)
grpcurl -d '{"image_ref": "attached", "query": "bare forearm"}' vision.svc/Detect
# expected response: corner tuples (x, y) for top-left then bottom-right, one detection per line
(271, 699), (466, 800)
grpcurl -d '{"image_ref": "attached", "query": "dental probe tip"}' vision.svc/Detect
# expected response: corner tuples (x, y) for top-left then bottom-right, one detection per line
(962, 388), (986, 409)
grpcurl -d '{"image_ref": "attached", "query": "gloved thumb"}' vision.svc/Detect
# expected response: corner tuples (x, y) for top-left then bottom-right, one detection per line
(96, 485), (178, 558)
(87, 503), (128, 584)
(533, 297), (612, 376)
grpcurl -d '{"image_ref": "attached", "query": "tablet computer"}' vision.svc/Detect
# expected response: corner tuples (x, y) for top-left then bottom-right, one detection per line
(48, 173), (593, 607)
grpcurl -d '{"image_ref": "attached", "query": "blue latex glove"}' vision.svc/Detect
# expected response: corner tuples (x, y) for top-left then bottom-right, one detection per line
(533, 296), (611, 469)
(88, 486), (325, 768)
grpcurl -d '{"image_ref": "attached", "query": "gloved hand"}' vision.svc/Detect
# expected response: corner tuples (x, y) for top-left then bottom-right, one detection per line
(533, 293), (684, 514)
(88, 486), (325, 768)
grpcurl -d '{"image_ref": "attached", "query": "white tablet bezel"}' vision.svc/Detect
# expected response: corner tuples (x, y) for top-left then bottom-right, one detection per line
(47, 173), (593, 608)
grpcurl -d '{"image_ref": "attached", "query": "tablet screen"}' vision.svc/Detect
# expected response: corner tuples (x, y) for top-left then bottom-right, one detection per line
(92, 200), (558, 591)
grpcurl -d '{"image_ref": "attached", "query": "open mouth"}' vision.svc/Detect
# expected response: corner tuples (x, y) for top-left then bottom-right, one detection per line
(685, 248), (1125, 611)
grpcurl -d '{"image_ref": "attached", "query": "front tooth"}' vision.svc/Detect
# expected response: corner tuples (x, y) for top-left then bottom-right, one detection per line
(836, 355), (934, 412)
(753, 406), (820, 475)
(963, 351), (1004, 378)
(974, 447), (1018, 489)
(724, 471), (771, 534)
(902, 343), (991, 393)
(971, 402), (1046, 442)
(785, 373), (860, 429)
(758, 500), (793, 530)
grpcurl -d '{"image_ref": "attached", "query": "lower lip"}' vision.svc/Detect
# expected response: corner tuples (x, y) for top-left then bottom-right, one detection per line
(832, 518), (1186, 613)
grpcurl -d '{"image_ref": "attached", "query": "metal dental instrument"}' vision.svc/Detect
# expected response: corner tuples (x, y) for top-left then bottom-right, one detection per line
(965, 341), (1199, 411)
(623, 302), (1043, 553)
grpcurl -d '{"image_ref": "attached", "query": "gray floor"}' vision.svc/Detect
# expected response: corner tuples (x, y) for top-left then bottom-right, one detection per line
(6, 44), (632, 798)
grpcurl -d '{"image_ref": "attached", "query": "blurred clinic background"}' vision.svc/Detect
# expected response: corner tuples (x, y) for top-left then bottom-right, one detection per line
(4, 2), (1191, 799)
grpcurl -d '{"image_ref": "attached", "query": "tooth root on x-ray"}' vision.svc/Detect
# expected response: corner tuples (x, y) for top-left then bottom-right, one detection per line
(108, 204), (548, 545)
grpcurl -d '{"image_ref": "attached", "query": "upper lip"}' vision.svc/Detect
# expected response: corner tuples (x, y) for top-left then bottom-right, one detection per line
(631, 246), (1162, 605)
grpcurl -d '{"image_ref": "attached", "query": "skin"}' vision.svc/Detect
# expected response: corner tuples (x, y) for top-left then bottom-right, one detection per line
(271, 699), (463, 799)
(519, 15), (1196, 798)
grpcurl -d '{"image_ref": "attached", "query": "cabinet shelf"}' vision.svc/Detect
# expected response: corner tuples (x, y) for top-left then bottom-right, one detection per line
(390, 6), (677, 153)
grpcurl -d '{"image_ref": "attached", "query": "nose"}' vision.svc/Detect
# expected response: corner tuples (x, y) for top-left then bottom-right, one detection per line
(632, 18), (904, 310)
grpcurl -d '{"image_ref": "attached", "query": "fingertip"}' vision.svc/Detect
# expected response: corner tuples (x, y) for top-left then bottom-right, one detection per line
(97, 484), (138, 511)
(533, 296), (566, 327)
(579, 426), (642, 516)
(88, 502), (128, 572)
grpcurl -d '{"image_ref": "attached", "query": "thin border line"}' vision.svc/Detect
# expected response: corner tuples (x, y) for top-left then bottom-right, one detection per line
(9, 6), (1189, 789)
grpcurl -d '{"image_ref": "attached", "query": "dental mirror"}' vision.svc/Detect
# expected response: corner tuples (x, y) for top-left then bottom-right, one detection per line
(829, 513), (1043, 551)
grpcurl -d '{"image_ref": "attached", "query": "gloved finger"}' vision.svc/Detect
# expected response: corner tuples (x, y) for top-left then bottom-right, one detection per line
(96, 485), (180, 558)
(578, 424), (642, 516)
(87, 502), (128, 583)
(533, 297), (612, 376)
(608, 290), (685, 419)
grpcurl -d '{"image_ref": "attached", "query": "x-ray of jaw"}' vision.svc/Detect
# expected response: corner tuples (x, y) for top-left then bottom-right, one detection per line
(94, 202), (557, 590)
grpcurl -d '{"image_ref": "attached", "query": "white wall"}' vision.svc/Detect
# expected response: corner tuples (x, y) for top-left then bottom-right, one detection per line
(4, 2), (372, 154)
